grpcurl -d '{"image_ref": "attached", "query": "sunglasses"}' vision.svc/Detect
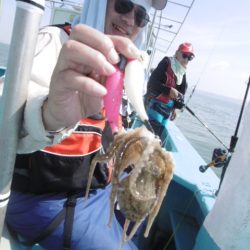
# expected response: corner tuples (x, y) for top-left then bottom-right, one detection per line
(182, 53), (194, 61)
(114, 0), (150, 28)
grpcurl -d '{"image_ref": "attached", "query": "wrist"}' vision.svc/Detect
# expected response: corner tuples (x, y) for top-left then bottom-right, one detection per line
(42, 98), (66, 131)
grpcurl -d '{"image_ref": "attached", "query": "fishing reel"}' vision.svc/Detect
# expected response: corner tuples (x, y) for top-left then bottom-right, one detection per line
(173, 95), (185, 109)
(199, 148), (229, 173)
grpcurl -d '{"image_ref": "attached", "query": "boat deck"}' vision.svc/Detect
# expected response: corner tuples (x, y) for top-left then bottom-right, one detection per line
(132, 118), (219, 250)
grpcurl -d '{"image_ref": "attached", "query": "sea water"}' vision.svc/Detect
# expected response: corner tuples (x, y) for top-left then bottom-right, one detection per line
(175, 89), (243, 179)
(175, 90), (242, 162)
(0, 42), (244, 174)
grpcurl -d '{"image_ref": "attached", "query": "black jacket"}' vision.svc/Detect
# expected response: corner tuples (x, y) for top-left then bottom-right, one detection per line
(146, 57), (187, 97)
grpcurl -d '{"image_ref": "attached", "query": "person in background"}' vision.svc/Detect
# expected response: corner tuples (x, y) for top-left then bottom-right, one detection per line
(145, 42), (195, 137)
(4, 0), (167, 250)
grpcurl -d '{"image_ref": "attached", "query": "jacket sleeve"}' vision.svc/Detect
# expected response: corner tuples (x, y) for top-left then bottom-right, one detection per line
(16, 26), (74, 153)
(146, 57), (171, 96)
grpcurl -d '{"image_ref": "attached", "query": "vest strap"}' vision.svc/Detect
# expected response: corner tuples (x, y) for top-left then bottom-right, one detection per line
(9, 193), (77, 250)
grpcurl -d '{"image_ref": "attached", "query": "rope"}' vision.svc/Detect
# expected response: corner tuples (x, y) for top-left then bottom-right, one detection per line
(163, 188), (216, 249)
(163, 190), (197, 249)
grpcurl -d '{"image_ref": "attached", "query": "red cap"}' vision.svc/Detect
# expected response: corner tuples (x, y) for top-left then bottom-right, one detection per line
(178, 43), (195, 56)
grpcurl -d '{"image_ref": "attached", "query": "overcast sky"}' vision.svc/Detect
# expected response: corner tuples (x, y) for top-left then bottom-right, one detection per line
(1, 0), (250, 100)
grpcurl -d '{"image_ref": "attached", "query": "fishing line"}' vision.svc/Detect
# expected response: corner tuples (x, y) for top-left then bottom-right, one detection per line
(184, 45), (216, 107)
(185, 105), (229, 150)
(174, 26), (231, 151)
(163, 189), (200, 250)
(159, 96), (229, 150)
(185, 0), (236, 107)
(174, 5), (236, 150)
(216, 76), (250, 194)
(228, 77), (250, 152)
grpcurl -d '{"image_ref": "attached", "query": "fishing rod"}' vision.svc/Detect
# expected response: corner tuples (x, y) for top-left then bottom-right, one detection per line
(185, 10), (232, 108)
(185, 84), (197, 106)
(0, 0), (45, 238)
(160, 97), (228, 149)
(198, 76), (250, 188)
(184, 105), (229, 150)
(228, 77), (250, 153)
(216, 76), (250, 194)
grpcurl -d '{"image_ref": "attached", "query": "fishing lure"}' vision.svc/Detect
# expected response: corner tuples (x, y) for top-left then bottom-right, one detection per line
(123, 53), (152, 129)
(103, 62), (125, 134)
(104, 52), (154, 134)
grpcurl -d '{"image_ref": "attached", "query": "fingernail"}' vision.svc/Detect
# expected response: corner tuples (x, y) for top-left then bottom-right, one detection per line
(97, 85), (107, 96)
(127, 43), (140, 58)
(108, 48), (120, 64)
(104, 60), (116, 75)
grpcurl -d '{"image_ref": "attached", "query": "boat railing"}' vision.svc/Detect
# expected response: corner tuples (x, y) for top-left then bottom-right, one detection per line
(0, 0), (45, 242)
(146, 0), (195, 77)
(131, 115), (178, 152)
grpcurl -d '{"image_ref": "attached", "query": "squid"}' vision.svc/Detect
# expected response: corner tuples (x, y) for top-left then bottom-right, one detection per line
(84, 127), (174, 249)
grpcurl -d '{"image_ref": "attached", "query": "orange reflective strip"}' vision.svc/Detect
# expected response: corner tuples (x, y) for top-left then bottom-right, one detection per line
(43, 132), (102, 156)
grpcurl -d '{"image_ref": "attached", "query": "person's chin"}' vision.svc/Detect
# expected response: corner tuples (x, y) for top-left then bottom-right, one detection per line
(181, 63), (187, 68)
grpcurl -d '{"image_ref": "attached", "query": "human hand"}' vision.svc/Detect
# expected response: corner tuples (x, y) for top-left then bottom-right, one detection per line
(170, 109), (177, 121)
(169, 87), (183, 100)
(42, 24), (141, 131)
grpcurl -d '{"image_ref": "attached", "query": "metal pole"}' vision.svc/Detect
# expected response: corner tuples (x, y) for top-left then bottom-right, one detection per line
(0, 0), (45, 238)
(146, 11), (162, 78)
(146, 9), (157, 51)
